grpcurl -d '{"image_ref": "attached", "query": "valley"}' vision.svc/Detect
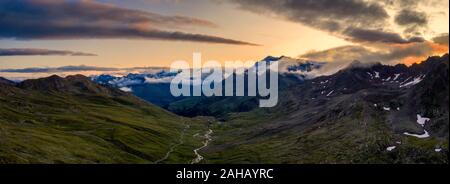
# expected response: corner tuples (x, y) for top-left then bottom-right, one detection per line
(0, 54), (448, 164)
(198, 55), (449, 164)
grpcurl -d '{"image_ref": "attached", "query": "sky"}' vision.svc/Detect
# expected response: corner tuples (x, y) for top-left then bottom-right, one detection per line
(0, 0), (448, 73)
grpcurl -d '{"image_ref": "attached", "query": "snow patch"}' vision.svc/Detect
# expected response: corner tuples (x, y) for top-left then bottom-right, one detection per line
(435, 148), (442, 152)
(400, 75), (425, 88)
(404, 131), (430, 138)
(393, 74), (401, 81)
(119, 87), (132, 92)
(416, 114), (430, 127)
(383, 107), (390, 111)
(374, 71), (380, 78)
(326, 90), (334, 97)
(386, 146), (396, 151)
(367, 72), (373, 79)
(403, 114), (431, 138)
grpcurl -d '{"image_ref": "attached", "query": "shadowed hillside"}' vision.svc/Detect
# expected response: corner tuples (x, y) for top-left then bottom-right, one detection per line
(0, 75), (209, 163)
(202, 54), (449, 164)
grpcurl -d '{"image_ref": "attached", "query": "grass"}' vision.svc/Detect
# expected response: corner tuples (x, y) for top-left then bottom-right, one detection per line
(0, 89), (209, 164)
(201, 93), (448, 164)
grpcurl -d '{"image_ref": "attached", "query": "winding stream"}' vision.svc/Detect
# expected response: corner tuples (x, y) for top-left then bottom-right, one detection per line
(191, 129), (213, 164)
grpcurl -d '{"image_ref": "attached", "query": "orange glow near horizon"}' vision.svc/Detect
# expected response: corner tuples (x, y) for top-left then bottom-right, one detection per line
(403, 56), (427, 66)
(401, 42), (449, 66)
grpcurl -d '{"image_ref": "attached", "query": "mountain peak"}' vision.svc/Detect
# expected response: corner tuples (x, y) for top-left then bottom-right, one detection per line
(18, 74), (125, 96)
(0, 77), (15, 86)
(410, 53), (449, 70)
(65, 74), (91, 82)
(262, 55), (285, 62)
(345, 60), (382, 70)
(18, 75), (66, 91)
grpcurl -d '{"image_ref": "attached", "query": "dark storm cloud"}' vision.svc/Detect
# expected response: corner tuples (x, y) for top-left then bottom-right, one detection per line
(381, 0), (445, 8)
(381, 0), (420, 8)
(432, 33), (449, 45)
(395, 9), (428, 26)
(224, 0), (425, 44)
(0, 0), (258, 46)
(226, 0), (389, 26)
(343, 28), (425, 44)
(0, 48), (97, 56)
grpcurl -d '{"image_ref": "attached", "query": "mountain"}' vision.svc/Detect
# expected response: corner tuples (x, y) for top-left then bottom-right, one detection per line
(90, 56), (325, 111)
(0, 75), (209, 163)
(167, 73), (301, 119)
(17, 74), (126, 96)
(2, 54), (447, 164)
(166, 56), (327, 118)
(0, 77), (15, 86)
(91, 71), (182, 108)
(0, 77), (16, 94)
(258, 55), (326, 78)
(200, 54), (449, 164)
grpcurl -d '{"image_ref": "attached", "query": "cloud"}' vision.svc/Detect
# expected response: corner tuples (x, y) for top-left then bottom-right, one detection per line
(395, 9), (428, 26)
(223, 0), (448, 71)
(144, 76), (175, 83)
(343, 28), (425, 44)
(0, 65), (119, 73)
(0, 48), (97, 56)
(432, 33), (449, 45)
(381, 0), (447, 9)
(0, 0), (258, 46)
(226, 0), (389, 27)
(394, 9), (428, 35)
(300, 41), (447, 71)
(0, 65), (174, 75)
(223, 0), (424, 44)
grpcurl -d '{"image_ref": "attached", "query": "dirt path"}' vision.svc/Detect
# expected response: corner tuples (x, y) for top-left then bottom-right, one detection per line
(191, 129), (213, 164)
(154, 124), (189, 164)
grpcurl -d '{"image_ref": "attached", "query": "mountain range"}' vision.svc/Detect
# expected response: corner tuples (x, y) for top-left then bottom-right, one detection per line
(201, 54), (449, 163)
(91, 56), (325, 116)
(0, 54), (448, 163)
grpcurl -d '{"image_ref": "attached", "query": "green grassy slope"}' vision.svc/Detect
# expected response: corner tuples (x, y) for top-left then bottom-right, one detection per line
(0, 76), (209, 164)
